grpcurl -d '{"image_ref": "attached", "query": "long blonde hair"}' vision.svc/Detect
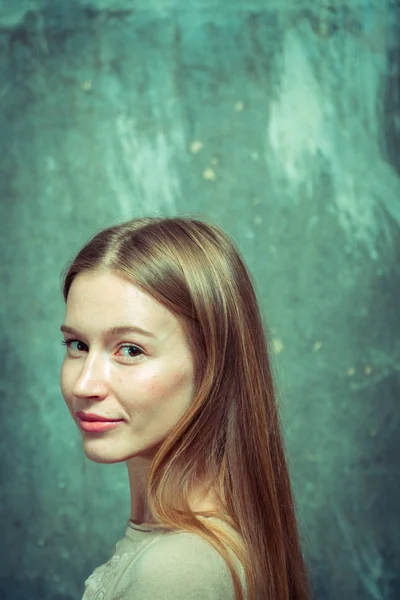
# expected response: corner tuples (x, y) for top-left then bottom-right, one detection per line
(61, 217), (311, 600)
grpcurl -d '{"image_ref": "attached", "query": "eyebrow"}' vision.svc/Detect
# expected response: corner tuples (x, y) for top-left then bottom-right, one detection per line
(60, 324), (157, 339)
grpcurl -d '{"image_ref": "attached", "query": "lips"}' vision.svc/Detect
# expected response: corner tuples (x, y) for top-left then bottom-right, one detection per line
(76, 411), (123, 422)
(78, 419), (122, 433)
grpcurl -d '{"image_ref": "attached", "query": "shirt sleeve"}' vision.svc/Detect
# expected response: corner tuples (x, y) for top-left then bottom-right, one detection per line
(124, 531), (241, 600)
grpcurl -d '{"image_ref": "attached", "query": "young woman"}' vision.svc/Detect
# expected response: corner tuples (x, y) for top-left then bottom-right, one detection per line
(60, 217), (311, 600)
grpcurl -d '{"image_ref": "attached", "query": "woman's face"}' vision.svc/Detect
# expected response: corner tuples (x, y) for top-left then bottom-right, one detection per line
(60, 270), (196, 464)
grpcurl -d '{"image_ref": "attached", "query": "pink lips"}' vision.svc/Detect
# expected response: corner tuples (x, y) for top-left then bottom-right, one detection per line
(76, 411), (123, 433)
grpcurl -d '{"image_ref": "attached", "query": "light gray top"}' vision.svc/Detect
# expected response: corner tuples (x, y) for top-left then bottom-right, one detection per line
(81, 517), (247, 599)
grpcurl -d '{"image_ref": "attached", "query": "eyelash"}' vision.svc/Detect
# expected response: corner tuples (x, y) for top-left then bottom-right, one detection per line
(61, 339), (144, 360)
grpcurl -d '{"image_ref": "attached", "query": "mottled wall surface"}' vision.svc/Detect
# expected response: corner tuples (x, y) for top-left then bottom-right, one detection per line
(0, 1), (399, 599)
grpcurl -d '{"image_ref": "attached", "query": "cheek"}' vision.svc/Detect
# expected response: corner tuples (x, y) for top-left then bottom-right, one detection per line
(60, 361), (73, 401)
(153, 369), (195, 404)
(131, 374), (176, 409)
(140, 375), (164, 404)
(118, 364), (195, 412)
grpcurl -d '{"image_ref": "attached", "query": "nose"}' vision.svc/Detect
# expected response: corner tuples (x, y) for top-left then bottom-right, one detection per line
(72, 351), (109, 401)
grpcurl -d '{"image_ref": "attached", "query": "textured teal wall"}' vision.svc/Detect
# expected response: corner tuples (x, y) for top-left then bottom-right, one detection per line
(0, 1), (399, 599)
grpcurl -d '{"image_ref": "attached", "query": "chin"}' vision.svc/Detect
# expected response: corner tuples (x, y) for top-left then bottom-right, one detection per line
(84, 451), (128, 465)
(82, 442), (133, 464)
(81, 436), (165, 464)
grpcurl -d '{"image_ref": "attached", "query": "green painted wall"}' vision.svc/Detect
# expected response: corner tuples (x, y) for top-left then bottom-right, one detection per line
(0, 1), (399, 599)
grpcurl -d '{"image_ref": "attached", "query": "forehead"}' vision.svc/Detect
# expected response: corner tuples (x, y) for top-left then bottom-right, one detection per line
(65, 270), (179, 336)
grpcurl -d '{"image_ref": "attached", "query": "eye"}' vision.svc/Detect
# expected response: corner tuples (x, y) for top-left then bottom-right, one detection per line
(60, 340), (144, 361)
(118, 344), (144, 359)
(61, 339), (88, 352)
